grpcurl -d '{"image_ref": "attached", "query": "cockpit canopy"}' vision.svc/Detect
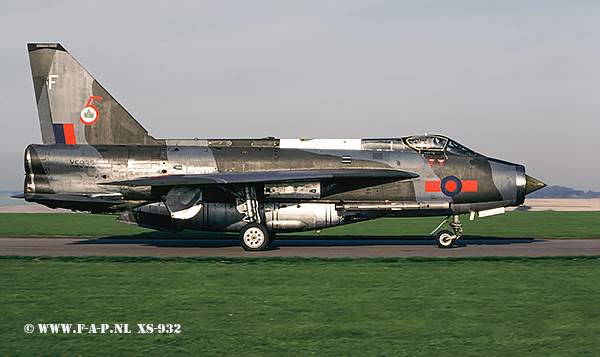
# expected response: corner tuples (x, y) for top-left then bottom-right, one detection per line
(404, 135), (480, 157)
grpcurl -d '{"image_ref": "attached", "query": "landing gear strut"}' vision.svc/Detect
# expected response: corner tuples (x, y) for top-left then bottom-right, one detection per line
(431, 215), (463, 248)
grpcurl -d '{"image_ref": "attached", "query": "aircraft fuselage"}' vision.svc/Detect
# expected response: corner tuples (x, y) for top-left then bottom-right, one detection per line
(24, 136), (529, 231)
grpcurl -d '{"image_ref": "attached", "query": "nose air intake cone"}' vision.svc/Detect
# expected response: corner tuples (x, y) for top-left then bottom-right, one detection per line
(525, 175), (546, 195)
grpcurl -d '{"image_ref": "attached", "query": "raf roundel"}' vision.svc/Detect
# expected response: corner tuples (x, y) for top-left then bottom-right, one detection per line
(440, 176), (463, 197)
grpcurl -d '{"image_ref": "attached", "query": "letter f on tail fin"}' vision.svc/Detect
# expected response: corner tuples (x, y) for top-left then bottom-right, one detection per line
(28, 43), (161, 145)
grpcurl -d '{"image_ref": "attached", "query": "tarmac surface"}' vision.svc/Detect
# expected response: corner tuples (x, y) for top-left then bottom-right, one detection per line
(1, 237), (599, 258)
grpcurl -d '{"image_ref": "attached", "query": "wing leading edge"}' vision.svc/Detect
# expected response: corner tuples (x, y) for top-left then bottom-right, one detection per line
(102, 169), (419, 187)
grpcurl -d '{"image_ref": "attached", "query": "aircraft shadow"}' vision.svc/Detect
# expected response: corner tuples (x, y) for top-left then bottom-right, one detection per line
(70, 234), (536, 249)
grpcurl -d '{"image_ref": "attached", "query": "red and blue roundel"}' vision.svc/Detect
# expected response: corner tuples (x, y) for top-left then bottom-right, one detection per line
(440, 176), (462, 197)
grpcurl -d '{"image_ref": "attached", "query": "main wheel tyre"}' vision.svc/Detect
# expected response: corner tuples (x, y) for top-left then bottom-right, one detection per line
(436, 230), (455, 248)
(239, 223), (270, 251)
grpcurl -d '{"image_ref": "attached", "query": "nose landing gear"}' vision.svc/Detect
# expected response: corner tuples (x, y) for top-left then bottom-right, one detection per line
(431, 215), (463, 248)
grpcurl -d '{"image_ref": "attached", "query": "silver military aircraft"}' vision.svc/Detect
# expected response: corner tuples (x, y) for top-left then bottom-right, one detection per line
(16, 43), (546, 250)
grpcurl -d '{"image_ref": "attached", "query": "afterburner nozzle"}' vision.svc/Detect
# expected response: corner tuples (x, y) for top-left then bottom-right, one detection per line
(525, 175), (546, 195)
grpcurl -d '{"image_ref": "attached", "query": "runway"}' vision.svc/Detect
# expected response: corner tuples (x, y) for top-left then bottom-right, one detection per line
(1, 237), (599, 258)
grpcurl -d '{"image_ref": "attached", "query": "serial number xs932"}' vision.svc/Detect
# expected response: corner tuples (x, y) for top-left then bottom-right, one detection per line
(138, 323), (181, 334)
(70, 159), (96, 168)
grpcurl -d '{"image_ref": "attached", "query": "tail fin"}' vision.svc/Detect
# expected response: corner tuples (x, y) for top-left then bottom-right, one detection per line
(28, 43), (162, 145)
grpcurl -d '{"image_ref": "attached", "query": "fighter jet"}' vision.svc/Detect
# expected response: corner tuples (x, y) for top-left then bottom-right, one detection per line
(16, 43), (546, 250)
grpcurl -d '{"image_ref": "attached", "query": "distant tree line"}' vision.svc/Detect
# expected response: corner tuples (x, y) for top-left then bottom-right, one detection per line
(528, 186), (600, 199)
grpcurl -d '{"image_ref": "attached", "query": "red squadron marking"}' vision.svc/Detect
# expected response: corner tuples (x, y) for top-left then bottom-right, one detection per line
(425, 181), (441, 192)
(63, 123), (76, 145)
(425, 180), (478, 192)
(462, 180), (478, 192)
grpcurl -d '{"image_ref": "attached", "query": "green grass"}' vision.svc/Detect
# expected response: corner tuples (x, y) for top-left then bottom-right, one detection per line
(1, 211), (599, 239)
(1, 256), (600, 356)
(2, 212), (599, 355)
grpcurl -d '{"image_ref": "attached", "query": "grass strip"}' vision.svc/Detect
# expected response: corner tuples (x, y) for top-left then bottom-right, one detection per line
(1, 254), (600, 263)
(1, 257), (599, 356)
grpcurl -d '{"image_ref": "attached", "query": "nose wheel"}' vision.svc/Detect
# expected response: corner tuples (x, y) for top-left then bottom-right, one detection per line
(436, 230), (456, 248)
(431, 215), (463, 248)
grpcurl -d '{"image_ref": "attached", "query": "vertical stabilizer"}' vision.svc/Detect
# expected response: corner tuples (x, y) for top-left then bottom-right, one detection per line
(28, 43), (162, 145)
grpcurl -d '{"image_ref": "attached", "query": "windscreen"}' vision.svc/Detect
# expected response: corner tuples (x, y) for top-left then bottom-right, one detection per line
(445, 140), (479, 156)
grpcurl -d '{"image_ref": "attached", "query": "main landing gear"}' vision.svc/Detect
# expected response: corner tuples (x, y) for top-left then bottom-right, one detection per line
(431, 215), (463, 248)
(238, 185), (274, 251)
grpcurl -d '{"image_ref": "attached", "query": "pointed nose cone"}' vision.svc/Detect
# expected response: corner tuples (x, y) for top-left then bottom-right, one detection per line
(525, 175), (546, 195)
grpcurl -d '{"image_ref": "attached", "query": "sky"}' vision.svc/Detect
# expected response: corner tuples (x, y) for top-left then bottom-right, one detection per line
(1, 0), (599, 191)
